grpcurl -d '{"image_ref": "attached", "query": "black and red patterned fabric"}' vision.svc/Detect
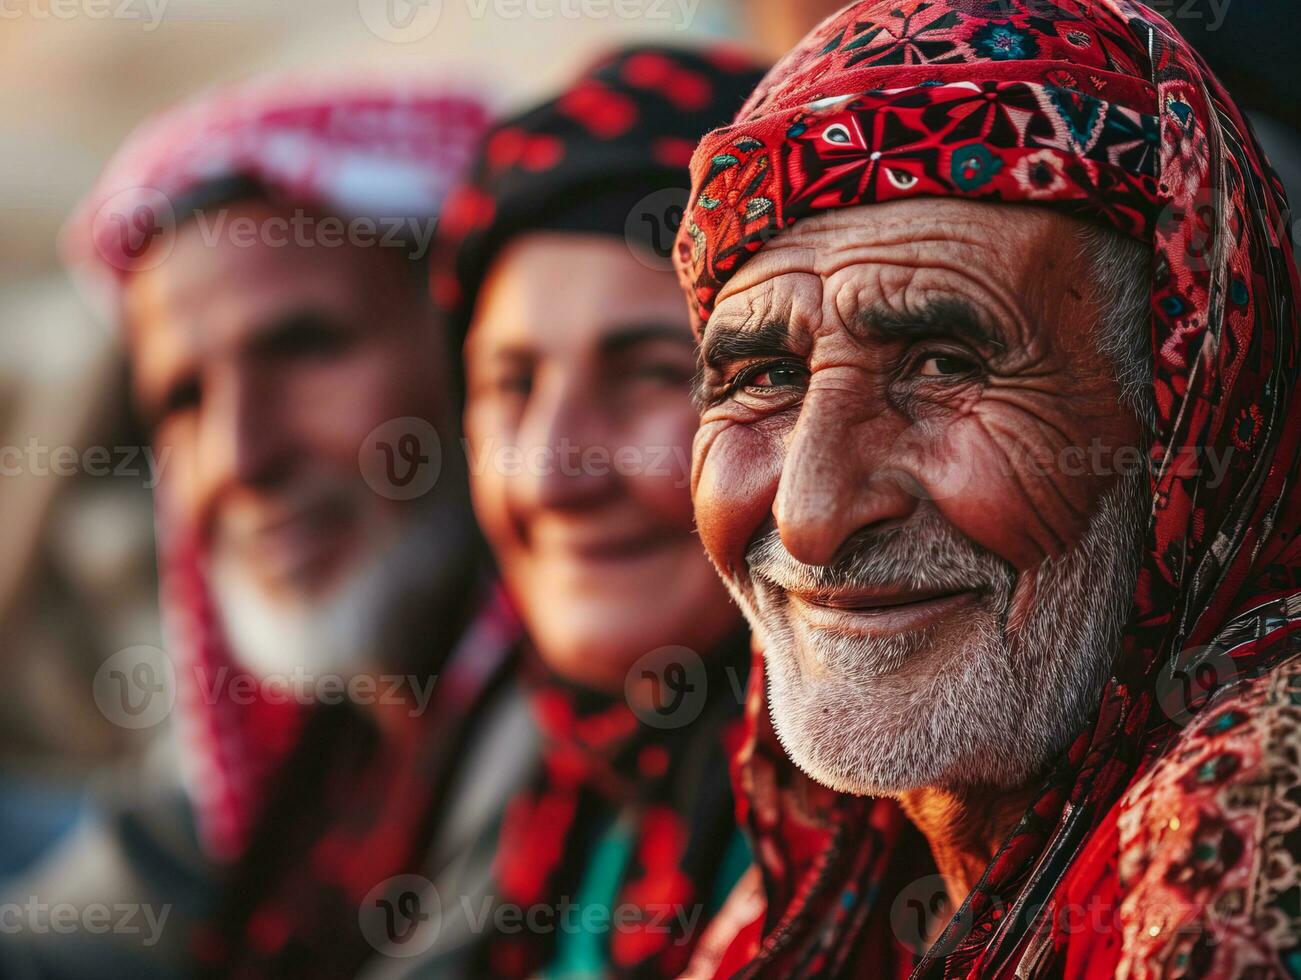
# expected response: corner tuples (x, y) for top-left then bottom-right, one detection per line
(672, 2), (1301, 977)
(481, 648), (750, 978)
(432, 44), (767, 341)
(433, 45), (768, 978)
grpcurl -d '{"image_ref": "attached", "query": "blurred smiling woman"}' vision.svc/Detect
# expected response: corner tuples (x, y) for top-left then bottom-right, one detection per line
(435, 46), (764, 979)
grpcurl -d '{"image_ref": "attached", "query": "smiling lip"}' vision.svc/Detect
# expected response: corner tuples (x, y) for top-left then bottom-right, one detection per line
(544, 532), (669, 563)
(787, 585), (973, 611)
(781, 585), (981, 635)
(219, 500), (356, 580)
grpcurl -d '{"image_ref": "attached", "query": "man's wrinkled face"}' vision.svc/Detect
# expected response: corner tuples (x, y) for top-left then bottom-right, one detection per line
(124, 199), (464, 674)
(692, 199), (1148, 796)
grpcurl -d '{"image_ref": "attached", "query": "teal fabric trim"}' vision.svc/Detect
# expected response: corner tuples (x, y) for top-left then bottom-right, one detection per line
(543, 822), (752, 978)
(709, 829), (752, 914)
(545, 813), (633, 979)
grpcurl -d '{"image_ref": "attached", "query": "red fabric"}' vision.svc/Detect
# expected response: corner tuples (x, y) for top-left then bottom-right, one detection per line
(63, 75), (487, 325)
(672, 1), (1301, 976)
(160, 527), (304, 862)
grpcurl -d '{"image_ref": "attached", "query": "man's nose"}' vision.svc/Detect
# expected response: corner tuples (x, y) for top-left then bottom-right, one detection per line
(773, 384), (918, 567)
(200, 369), (291, 493)
(512, 378), (615, 512)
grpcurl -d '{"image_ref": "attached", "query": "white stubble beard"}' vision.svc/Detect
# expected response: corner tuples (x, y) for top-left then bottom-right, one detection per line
(724, 467), (1147, 798)
(207, 491), (471, 681)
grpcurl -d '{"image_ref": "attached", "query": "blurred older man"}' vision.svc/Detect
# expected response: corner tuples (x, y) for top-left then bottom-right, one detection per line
(2, 80), (533, 980)
(676, 1), (1301, 976)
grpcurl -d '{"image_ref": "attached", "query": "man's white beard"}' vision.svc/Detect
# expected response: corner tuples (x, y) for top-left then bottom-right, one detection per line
(208, 499), (468, 681)
(730, 467), (1147, 797)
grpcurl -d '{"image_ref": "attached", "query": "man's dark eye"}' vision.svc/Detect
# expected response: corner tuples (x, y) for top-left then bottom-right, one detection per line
(261, 316), (351, 359)
(916, 354), (977, 378)
(631, 362), (694, 387)
(739, 361), (810, 392)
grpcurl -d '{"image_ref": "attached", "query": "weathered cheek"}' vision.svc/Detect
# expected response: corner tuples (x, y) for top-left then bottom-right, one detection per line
(924, 412), (1122, 571)
(693, 419), (783, 577)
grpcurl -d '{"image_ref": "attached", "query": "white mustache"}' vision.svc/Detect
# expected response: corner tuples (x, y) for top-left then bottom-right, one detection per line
(744, 512), (1016, 609)
(215, 478), (359, 543)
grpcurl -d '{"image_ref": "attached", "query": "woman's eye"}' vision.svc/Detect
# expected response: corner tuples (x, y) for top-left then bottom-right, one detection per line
(493, 374), (532, 397)
(631, 362), (693, 387)
(916, 354), (977, 378)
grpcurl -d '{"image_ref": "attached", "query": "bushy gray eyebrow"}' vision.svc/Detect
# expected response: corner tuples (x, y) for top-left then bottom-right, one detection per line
(700, 321), (796, 370)
(855, 299), (1007, 352)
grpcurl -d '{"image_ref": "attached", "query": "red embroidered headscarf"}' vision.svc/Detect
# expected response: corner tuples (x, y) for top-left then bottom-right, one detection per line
(674, 1), (1301, 976)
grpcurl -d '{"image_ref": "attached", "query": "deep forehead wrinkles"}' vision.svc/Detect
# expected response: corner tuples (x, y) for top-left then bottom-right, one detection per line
(826, 260), (1033, 359)
(707, 199), (1076, 357)
(705, 265), (823, 350)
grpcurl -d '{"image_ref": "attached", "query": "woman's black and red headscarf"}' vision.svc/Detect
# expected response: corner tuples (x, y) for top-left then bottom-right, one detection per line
(434, 46), (769, 979)
(673, 1), (1301, 977)
(433, 44), (767, 341)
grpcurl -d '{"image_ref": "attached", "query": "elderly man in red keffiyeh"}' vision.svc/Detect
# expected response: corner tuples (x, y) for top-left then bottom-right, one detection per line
(673, 1), (1301, 977)
(31, 78), (529, 980)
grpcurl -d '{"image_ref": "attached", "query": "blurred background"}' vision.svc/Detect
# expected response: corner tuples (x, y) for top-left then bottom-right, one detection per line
(0, 0), (1296, 881)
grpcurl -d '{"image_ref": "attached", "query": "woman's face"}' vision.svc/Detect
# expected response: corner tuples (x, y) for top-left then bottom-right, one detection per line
(464, 232), (741, 692)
